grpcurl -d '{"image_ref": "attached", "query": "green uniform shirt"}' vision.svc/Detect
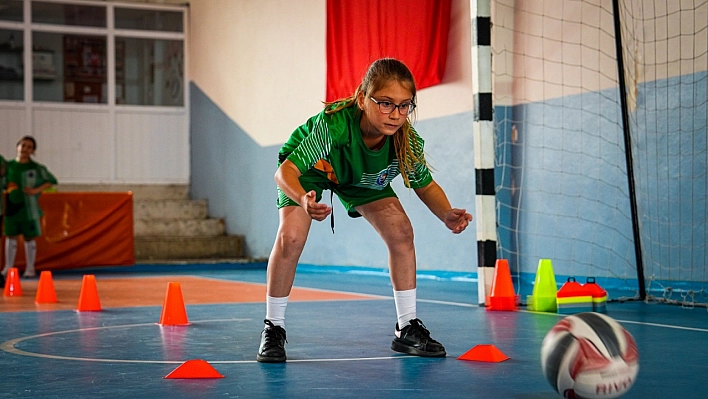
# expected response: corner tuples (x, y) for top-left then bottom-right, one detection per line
(280, 105), (432, 190)
(277, 105), (432, 217)
(4, 159), (58, 223)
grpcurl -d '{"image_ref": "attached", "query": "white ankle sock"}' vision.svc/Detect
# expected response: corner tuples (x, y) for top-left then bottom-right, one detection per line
(24, 240), (37, 275)
(265, 295), (289, 328)
(3, 238), (18, 275)
(393, 288), (417, 329)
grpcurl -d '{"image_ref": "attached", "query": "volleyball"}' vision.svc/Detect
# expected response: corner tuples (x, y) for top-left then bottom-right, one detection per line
(541, 313), (639, 399)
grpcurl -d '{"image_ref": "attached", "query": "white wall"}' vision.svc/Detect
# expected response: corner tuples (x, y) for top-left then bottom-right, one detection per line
(0, 103), (189, 184)
(189, 0), (474, 146)
(188, 0), (326, 147)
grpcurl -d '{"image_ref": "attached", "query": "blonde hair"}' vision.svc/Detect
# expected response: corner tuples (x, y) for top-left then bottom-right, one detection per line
(325, 58), (426, 186)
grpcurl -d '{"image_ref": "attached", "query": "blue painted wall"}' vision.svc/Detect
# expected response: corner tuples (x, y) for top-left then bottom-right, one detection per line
(496, 71), (707, 292)
(189, 83), (281, 259)
(631, 71), (707, 284)
(496, 86), (636, 279)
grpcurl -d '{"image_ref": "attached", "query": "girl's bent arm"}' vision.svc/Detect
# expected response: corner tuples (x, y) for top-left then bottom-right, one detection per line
(24, 181), (53, 196)
(275, 160), (332, 221)
(275, 160), (306, 203)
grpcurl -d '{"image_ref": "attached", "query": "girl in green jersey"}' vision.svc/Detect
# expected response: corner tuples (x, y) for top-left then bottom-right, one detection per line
(2, 136), (57, 278)
(257, 58), (473, 363)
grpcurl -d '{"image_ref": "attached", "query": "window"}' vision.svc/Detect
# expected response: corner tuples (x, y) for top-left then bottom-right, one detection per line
(31, 32), (107, 103)
(116, 38), (183, 106)
(32, 1), (106, 27)
(0, 29), (23, 100)
(0, 1), (185, 106)
(115, 8), (183, 32)
(0, 0), (23, 22)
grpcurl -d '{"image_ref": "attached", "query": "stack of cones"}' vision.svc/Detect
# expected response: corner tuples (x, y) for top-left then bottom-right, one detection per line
(76, 275), (102, 312)
(583, 277), (608, 313)
(3, 268), (23, 297)
(486, 259), (517, 311)
(526, 259), (558, 312)
(158, 282), (190, 326)
(556, 277), (593, 314)
(35, 271), (58, 304)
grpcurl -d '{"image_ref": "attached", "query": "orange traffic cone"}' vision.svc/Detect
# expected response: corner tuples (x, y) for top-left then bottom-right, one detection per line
(164, 359), (224, 379)
(458, 344), (510, 362)
(35, 271), (58, 304)
(486, 259), (517, 311)
(158, 282), (190, 326)
(76, 275), (102, 312)
(3, 267), (23, 297)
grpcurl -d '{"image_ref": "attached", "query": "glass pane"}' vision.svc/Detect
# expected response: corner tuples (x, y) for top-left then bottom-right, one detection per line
(115, 8), (183, 32)
(0, 29), (23, 100)
(116, 38), (183, 106)
(0, 0), (23, 22)
(32, 2), (106, 27)
(33, 32), (107, 103)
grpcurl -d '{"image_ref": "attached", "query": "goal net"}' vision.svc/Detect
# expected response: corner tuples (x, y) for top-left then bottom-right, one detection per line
(492, 0), (708, 306)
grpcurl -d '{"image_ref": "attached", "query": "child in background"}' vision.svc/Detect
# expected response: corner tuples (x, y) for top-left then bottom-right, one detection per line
(257, 58), (473, 363)
(1, 136), (57, 278)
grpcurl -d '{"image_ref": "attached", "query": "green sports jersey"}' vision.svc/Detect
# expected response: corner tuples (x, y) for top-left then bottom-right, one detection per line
(280, 104), (432, 190)
(4, 159), (57, 222)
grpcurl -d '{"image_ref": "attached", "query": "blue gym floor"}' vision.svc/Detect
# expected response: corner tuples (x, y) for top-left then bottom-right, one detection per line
(1, 263), (707, 398)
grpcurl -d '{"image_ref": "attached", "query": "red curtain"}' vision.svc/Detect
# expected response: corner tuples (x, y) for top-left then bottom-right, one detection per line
(1, 192), (134, 272)
(326, 0), (452, 102)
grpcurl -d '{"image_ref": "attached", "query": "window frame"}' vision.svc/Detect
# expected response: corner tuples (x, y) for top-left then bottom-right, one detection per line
(0, 0), (186, 107)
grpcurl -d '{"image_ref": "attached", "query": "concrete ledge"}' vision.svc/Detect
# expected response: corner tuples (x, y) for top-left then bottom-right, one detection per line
(134, 218), (226, 237)
(134, 199), (208, 220)
(135, 235), (244, 260)
(57, 184), (189, 200)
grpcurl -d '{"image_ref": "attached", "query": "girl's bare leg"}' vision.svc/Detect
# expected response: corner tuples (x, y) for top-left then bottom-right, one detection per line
(356, 197), (416, 291)
(266, 206), (313, 296)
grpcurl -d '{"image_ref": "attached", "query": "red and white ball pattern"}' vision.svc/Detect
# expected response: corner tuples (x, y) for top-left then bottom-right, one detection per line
(541, 312), (639, 399)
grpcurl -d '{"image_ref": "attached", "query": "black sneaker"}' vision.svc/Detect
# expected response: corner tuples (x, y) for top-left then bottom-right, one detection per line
(257, 319), (287, 363)
(0, 273), (5, 289)
(391, 318), (446, 357)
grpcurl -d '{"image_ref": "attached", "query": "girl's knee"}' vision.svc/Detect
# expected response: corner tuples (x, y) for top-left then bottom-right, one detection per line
(276, 229), (307, 254)
(383, 222), (415, 249)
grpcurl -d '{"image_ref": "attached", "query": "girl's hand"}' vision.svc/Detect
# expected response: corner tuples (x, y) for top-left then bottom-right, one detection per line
(444, 208), (472, 234)
(24, 187), (41, 196)
(23, 182), (53, 196)
(301, 190), (332, 221)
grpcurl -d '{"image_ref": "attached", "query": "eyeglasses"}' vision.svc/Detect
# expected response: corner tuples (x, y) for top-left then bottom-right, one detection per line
(369, 97), (416, 115)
